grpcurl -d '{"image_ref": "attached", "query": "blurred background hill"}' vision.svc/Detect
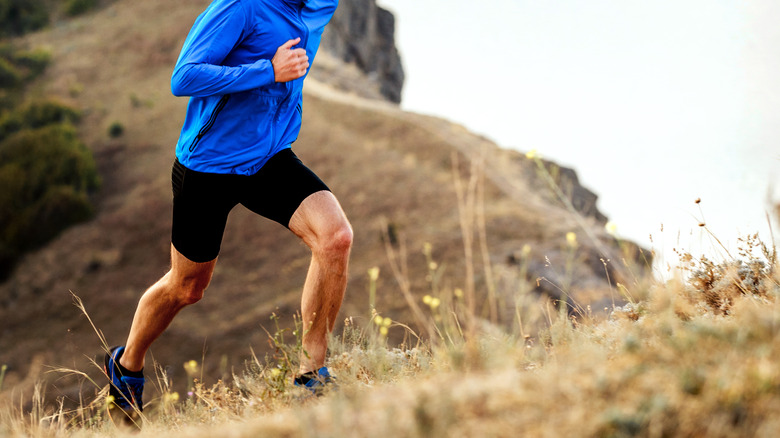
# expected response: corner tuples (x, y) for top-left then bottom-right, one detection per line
(0, 0), (648, 404)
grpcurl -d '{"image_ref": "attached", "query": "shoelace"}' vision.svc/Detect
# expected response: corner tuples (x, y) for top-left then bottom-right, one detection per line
(116, 376), (144, 408)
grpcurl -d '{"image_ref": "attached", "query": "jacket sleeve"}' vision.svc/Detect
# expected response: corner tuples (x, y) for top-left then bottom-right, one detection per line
(171, 0), (275, 97)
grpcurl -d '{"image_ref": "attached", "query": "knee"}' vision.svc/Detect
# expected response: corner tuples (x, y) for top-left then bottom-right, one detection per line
(320, 222), (353, 257)
(179, 285), (205, 306)
(172, 274), (211, 306)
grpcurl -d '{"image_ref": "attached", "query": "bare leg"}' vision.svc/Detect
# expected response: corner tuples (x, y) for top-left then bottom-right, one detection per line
(119, 245), (216, 372)
(288, 190), (352, 374)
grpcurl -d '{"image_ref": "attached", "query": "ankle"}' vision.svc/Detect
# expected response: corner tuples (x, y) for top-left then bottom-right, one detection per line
(294, 370), (318, 385)
(118, 349), (144, 374)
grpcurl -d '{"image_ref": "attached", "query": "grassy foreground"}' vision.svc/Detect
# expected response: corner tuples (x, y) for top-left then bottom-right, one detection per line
(1, 236), (778, 438)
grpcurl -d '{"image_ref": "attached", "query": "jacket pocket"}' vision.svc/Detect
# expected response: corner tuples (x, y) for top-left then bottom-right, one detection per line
(188, 94), (230, 152)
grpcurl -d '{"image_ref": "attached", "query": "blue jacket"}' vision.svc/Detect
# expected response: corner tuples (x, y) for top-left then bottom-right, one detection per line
(171, 0), (338, 175)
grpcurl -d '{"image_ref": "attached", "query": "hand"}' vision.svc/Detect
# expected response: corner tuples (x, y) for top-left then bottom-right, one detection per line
(272, 37), (309, 82)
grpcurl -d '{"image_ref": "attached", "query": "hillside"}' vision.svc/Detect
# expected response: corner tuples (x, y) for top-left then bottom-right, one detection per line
(0, 0), (643, 405)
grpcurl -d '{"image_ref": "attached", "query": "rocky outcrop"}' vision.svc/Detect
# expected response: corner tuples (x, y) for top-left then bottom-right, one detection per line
(319, 0), (405, 103)
(519, 156), (608, 224)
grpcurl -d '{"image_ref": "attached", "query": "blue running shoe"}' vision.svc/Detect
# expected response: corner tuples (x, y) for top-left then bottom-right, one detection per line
(294, 367), (335, 395)
(103, 346), (145, 412)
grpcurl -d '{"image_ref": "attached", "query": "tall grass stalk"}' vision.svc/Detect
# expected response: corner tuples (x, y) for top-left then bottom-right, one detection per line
(527, 152), (611, 260)
(451, 152), (479, 335)
(381, 220), (436, 341)
(474, 149), (499, 324)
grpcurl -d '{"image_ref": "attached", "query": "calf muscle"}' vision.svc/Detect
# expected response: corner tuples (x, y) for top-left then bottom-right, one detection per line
(120, 245), (216, 372)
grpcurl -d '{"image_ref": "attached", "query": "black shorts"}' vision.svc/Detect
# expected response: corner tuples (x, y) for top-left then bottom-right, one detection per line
(171, 149), (330, 263)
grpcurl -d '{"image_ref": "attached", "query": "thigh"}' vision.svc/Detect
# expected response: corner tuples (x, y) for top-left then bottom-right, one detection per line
(171, 159), (238, 263)
(239, 148), (331, 227)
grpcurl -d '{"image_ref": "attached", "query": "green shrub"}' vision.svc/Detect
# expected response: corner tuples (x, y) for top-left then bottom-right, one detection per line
(108, 121), (124, 138)
(63, 0), (98, 17)
(11, 185), (93, 248)
(0, 45), (51, 95)
(0, 20), (97, 280)
(0, 0), (49, 37)
(0, 100), (80, 142)
(0, 124), (99, 199)
(0, 58), (21, 89)
(0, 124), (100, 276)
(20, 100), (80, 128)
(9, 48), (51, 78)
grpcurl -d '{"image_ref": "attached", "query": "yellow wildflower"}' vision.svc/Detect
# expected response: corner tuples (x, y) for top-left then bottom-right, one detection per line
(566, 232), (578, 248)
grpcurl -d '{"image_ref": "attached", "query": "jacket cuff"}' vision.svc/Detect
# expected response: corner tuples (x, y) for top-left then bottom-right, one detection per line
(251, 59), (277, 87)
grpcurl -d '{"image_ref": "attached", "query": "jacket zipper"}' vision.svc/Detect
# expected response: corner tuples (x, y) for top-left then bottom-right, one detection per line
(298, 5), (309, 51)
(274, 5), (308, 126)
(189, 94), (230, 152)
(268, 5), (310, 144)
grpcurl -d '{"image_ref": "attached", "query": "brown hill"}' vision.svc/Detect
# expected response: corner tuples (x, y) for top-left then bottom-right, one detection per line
(0, 0), (646, 404)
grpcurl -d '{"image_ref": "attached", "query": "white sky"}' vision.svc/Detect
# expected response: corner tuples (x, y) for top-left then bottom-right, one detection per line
(378, 0), (780, 271)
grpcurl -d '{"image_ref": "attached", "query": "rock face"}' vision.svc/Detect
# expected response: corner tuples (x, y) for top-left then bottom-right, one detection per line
(519, 157), (608, 224)
(320, 0), (405, 103)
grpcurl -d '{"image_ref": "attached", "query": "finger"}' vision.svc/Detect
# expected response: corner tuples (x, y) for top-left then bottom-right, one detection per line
(292, 48), (307, 57)
(280, 37), (302, 50)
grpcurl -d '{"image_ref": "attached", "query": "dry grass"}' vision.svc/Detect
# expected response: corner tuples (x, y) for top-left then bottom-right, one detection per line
(1, 236), (778, 437)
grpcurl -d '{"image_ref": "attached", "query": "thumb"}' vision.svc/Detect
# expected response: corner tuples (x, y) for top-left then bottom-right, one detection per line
(279, 37), (302, 50)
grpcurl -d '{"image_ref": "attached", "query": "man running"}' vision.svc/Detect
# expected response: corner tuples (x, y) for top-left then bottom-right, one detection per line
(104, 0), (351, 412)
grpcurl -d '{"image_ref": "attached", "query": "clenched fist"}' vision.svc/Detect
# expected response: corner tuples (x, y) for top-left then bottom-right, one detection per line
(272, 37), (309, 83)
